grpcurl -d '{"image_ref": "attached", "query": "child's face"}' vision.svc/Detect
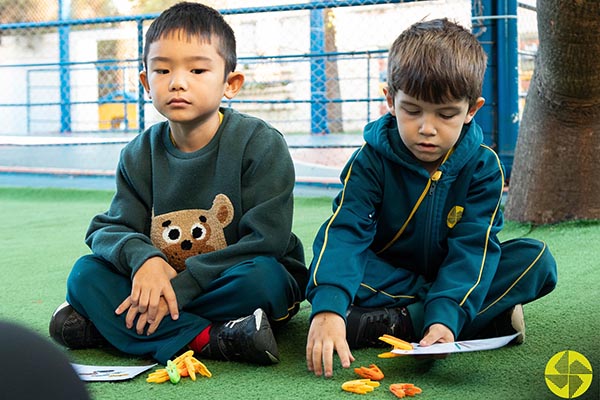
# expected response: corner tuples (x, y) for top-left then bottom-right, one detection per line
(386, 89), (484, 172)
(140, 32), (235, 126)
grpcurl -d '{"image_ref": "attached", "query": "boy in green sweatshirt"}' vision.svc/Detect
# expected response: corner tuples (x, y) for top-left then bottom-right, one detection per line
(306, 18), (557, 377)
(49, 2), (307, 366)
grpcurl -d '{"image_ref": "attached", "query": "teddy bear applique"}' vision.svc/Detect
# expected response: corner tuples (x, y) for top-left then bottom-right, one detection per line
(150, 194), (234, 271)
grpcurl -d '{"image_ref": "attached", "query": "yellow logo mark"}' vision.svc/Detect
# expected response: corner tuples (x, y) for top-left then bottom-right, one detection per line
(447, 206), (464, 229)
(545, 350), (593, 398)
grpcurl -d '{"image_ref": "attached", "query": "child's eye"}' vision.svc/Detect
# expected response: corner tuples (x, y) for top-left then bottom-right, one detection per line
(401, 107), (421, 116)
(191, 69), (206, 74)
(154, 69), (169, 74)
(440, 114), (456, 119)
(439, 113), (458, 120)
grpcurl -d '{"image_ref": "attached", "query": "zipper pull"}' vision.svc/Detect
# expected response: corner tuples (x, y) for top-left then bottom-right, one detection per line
(429, 170), (442, 195)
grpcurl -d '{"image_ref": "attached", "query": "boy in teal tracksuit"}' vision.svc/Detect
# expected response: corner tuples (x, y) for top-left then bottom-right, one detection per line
(49, 2), (307, 366)
(306, 19), (557, 377)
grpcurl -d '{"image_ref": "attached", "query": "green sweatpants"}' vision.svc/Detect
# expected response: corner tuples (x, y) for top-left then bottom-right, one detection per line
(66, 254), (304, 364)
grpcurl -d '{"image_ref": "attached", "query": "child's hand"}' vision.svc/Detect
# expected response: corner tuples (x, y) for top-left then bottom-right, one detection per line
(419, 323), (455, 346)
(306, 312), (355, 378)
(415, 323), (454, 359)
(115, 257), (179, 332)
(136, 296), (170, 336)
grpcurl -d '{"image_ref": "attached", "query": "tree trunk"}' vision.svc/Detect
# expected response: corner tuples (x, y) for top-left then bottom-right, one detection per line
(324, 8), (343, 133)
(505, 0), (600, 224)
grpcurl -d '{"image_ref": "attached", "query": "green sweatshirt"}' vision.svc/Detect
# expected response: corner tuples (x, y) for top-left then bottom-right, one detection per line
(85, 107), (306, 308)
(307, 113), (505, 338)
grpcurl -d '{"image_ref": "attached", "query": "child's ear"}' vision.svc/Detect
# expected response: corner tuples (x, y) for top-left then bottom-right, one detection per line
(139, 69), (151, 98)
(383, 87), (396, 115)
(464, 97), (485, 123)
(223, 72), (245, 99)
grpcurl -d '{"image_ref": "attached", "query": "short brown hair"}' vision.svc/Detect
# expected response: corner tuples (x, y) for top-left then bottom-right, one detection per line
(387, 18), (487, 107)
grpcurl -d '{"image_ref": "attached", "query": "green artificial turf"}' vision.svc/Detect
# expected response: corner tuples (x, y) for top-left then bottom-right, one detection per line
(0, 187), (598, 400)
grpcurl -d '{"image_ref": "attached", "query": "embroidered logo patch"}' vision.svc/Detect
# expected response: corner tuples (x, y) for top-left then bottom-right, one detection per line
(447, 206), (464, 228)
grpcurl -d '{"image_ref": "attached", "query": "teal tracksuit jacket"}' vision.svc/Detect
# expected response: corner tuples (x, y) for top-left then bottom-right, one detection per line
(306, 113), (556, 339)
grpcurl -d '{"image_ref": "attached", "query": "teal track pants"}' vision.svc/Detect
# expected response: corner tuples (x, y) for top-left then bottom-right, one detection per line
(353, 238), (557, 339)
(66, 254), (303, 364)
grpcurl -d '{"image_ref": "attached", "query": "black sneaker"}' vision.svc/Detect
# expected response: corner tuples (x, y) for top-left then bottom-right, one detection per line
(200, 308), (279, 365)
(474, 304), (525, 344)
(346, 306), (415, 349)
(49, 302), (108, 349)
(480, 304), (526, 344)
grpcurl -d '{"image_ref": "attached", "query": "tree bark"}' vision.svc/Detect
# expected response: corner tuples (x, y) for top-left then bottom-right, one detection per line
(324, 8), (343, 133)
(505, 0), (600, 223)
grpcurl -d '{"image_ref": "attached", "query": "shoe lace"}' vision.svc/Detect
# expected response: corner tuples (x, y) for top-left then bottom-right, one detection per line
(223, 315), (248, 329)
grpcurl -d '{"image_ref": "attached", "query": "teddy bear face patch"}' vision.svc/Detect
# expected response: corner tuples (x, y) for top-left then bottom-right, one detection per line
(150, 194), (234, 272)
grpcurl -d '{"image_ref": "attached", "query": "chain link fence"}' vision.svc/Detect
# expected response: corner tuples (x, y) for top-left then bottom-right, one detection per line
(0, 0), (478, 136)
(0, 0), (538, 187)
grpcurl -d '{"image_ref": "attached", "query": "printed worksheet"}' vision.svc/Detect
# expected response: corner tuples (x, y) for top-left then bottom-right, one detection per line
(391, 333), (520, 356)
(71, 363), (157, 382)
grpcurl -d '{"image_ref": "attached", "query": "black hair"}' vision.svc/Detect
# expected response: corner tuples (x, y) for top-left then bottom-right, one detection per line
(143, 2), (236, 80)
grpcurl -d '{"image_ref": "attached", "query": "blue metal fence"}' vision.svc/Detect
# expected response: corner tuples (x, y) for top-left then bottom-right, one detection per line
(0, 0), (536, 176)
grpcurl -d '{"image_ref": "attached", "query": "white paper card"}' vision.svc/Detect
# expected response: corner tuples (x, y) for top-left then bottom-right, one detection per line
(391, 333), (520, 355)
(71, 363), (157, 382)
